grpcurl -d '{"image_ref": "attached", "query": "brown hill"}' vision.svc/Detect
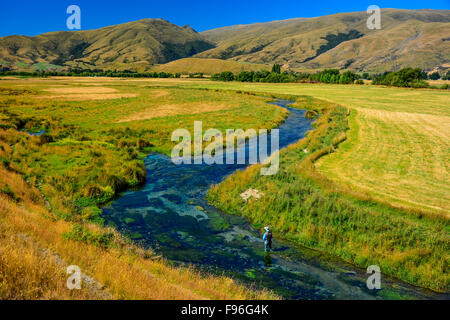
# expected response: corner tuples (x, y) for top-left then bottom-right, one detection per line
(1, 9), (449, 73)
(0, 19), (214, 72)
(198, 9), (450, 72)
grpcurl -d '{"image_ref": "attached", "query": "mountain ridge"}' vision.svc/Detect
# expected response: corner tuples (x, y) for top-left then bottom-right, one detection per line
(0, 19), (214, 72)
(1, 9), (449, 73)
(198, 9), (450, 72)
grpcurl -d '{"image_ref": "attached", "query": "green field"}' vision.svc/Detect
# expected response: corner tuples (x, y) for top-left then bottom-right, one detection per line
(0, 77), (285, 299)
(151, 58), (270, 75)
(179, 81), (450, 216)
(1, 77), (449, 295)
(0, 78), (287, 218)
(164, 80), (449, 291)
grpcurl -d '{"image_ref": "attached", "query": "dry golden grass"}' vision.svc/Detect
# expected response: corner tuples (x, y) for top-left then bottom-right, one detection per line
(39, 86), (138, 100)
(117, 103), (231, 122)
(428, 80), (450, 86)
(38, 94), (138, 101)
(0, 227), (103, 300)
(0, 166), (277, 300)
(150, 58), (270, 75)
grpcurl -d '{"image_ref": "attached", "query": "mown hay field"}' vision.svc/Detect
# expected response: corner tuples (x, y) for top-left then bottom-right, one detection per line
(178, 80), (450, 216)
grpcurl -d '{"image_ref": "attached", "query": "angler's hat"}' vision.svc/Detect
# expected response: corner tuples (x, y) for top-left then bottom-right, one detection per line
(264, 226), (270, 231)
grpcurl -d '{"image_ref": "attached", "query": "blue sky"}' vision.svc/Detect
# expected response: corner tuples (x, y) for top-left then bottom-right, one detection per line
(0, 0), (449, 36)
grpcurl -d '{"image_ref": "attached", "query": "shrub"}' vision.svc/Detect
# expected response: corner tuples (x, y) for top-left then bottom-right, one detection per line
(36, 134), (54, 145)
(305, 110), (319, 119)
(89, 150), (102, 157)
(64, 224), (113, 248)
(0, 186), (18, 202)
(137, 138), (152, 150)
(118, 139), (130, 148)
(0, 156), (10, 169)
(81, 184), (115, 204)
(410, 80), (429, 88)
(101, 174), (127, 193)
(211, 71), (235, 81)
(443, 71), (450, 80)
(126, 147), (139, 160)
(83, 183), (104, 198)
(81, 206), (104, 225)
(373, 68), (428, 87)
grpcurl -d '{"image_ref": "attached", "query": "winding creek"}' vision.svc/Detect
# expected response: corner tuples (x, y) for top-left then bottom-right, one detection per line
(103, 100), (444, 300)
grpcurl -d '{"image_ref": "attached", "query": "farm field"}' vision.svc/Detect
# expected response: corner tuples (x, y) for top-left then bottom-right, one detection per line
(2, 77), (448, 217)
(1, 76), (449, 295)
(178, 80), (450, 216)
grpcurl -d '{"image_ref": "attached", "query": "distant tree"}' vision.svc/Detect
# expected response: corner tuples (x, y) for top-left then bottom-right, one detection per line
(271, 64), (281, 74)
(428, 72), (440, 80)
(330, 74), (337, 83)
(236, 71), (254, 82)
(265, 72), (282, 83)
(211, 71), (235, 81)
(443, 71), (450, 80)
(372, 68), (428, 88)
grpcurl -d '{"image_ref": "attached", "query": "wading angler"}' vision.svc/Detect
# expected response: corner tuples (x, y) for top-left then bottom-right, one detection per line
(171, 121), (279, 175)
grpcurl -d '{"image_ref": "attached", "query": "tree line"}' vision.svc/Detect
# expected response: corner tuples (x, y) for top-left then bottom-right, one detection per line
(212, 67), (361, 85)
(371, 68), (449, 88)
(212, 65), (449, 89)
(1, 65), (449, 89)
(0, 69), (182, 78)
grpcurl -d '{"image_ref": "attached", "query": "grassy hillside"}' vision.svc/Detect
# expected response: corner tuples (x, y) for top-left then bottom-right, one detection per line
(0, 19), (214, 72)
(199, 9), (450, 72)
(151, 58), (270, 74)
